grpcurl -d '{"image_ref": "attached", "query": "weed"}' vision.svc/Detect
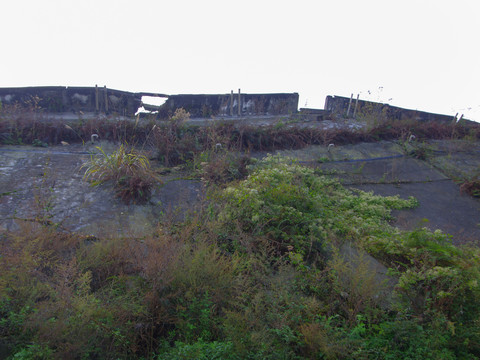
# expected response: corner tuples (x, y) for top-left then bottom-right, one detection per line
(81, 143), (161, 203)
(460, 177), (480, 197)
(317, 156), (331, 163)
(200, 153), (251, 186)
(410, 142), (432, 160)
(32, 139), (48, 148)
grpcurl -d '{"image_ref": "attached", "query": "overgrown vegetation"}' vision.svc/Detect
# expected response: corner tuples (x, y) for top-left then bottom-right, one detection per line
(2, 155), (480, 359)
(2, 102), (480, 357)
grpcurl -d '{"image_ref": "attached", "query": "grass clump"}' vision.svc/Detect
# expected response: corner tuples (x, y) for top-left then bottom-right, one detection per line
(81, 143), (160, 204)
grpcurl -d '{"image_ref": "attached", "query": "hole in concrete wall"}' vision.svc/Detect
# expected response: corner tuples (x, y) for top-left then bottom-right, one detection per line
(136, 96), (168, 115)
(142, 96), (167, 107)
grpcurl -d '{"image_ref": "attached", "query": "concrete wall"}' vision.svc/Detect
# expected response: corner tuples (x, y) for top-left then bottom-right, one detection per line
(0, 87), (299, 119)
(325, 95), (456, 122)
(156, 92), (299, 118)
(0, 86), (142, 116)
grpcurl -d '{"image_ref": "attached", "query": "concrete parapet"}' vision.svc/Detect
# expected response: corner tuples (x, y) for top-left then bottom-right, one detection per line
(325, 95), (457, 122)
(0, 86), (142, 116)
(0, 87), (299, 119)
(156, 92), (299, 118)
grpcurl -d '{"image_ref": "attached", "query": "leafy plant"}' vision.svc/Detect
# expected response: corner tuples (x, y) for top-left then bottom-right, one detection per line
(219, 155), (417, 257)
(32, 139), (48, 148)
(158, 339), (238, 360)
(81, 143), (160, 203)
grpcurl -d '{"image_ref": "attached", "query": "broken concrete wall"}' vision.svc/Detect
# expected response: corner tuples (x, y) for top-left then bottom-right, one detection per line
(157, 93), (299, 118)
(0, 87), (298, 119)
(0, 86), (142, 116)
(325, 95), (456, 122)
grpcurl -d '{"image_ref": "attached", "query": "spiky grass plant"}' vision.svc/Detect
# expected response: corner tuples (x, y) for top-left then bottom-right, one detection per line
(81, 143), (160, 203)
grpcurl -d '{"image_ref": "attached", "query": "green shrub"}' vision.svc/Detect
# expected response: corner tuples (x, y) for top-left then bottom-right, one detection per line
(219, 155), (417, 257)
(358, 317), (457, 360)
(364, 227), (480, 355)
(10, 343), (55, 359)
(157, 339), (239, 360)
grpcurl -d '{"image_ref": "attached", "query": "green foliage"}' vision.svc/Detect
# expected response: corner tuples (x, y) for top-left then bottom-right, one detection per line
(364, 228), (480, 355)
(32, 139), (48, 148)
(357, 316), (457, 359)
(219, 155), (417, 256)
(158, 339), (238, 360)
(81, 143), (160, 203)
(317, 156), (331, 163)
(2, 154), (480, 359)
(223, 262), (319, 359)
(11, 343), (55, 359)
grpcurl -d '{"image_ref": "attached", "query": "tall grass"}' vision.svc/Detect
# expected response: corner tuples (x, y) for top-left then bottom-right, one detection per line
(81, 143), (160, 203)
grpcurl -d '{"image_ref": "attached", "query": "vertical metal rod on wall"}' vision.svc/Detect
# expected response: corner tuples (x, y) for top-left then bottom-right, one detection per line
(230, 90), (233, 116)
(238, 88), (241, 116)
(346, 93), (353, 118)
(104, 86), (108, 113)
(95, 85), (99, 113)
(353, 94), (359, 118)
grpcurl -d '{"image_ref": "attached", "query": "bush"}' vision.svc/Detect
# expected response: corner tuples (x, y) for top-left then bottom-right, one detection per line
(219, 155), (417, 257)
(157, 339), (239, 360)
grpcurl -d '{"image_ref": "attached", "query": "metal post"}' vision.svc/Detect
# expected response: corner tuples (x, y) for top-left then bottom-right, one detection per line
(230, 90), (233, 116)
(238, 88), (241, 116)
(95, 85), (99, 113)
(104, 86), (108, 113)
(346, 93), (353, 118)
(353, 94), (359, 118)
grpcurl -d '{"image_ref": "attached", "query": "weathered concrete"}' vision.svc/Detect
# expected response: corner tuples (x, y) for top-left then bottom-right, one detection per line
(0, 86), (143, 116)
(155, 93), (299, 118)
(0, 87), (299, 119)
(324, 95), (465, 123)
(1, 86), (468, 125)
(0, 143), (203, 237)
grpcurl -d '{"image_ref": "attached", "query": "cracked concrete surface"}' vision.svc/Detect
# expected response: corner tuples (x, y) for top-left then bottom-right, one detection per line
(0, 138), (479, 244)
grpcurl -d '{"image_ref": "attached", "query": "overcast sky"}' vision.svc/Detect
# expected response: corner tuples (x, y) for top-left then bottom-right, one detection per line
(2, 0), (479, 121)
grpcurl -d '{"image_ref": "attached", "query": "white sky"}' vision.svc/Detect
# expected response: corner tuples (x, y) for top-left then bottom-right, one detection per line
(1, 0), (479, 121)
